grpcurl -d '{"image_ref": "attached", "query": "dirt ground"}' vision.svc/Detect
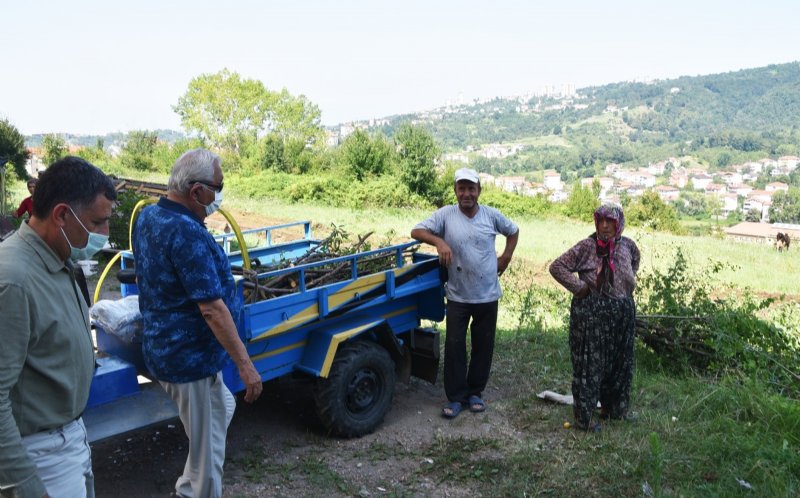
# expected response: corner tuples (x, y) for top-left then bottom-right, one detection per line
(91, 375), (522, 498)
(88, 213), (526, 497)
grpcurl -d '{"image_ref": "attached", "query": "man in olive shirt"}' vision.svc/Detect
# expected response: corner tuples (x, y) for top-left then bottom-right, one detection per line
(0, 157), (116, 498)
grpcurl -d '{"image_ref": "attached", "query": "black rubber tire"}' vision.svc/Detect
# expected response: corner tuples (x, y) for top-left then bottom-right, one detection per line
(313, 340), (396, 437)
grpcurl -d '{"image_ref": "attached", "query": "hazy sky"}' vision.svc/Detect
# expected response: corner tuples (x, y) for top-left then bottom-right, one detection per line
(1, 0), (798, 135)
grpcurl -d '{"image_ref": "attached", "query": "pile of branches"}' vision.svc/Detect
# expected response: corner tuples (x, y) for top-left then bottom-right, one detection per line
(635, 312), (800, 394)
(232, 225), (416, 303)
(635, 314), (716, 369)
(635, 247), (800, 397)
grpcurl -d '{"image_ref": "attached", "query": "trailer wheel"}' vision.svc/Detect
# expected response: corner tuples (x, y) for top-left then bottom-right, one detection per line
(313, 340), (396, 437)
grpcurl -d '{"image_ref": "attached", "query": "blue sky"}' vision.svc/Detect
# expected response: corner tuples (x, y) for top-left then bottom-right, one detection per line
(1, 0), (798, 135)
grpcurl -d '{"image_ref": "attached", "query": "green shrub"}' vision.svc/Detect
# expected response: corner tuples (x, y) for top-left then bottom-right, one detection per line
(636, 247), (800, 397)
(479, 188), (555, 218)
(109, 190), (148, 249)
(343, 176), (430, 210)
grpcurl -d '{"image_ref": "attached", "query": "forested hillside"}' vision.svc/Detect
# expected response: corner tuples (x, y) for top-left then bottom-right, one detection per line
(376, 62), (800, 179)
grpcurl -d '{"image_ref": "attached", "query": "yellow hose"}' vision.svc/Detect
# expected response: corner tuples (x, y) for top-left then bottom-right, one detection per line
(93, 200), (250, 303)
(93, 252), (122, 304)
(218, 208), (251, 271)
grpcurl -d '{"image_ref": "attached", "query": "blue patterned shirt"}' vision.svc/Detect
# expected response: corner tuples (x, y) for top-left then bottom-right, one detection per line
(133, 198), (242, 383)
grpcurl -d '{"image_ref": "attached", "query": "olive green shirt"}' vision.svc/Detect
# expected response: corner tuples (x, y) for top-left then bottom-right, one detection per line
(0, 222), (94, 498)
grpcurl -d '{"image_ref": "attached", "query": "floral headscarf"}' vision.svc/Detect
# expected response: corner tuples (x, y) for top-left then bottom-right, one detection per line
(592, 202), (625, 290)
(593, 202), (625, 240)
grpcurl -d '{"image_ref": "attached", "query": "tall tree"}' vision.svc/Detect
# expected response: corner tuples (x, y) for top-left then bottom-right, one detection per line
(271, 89), (324, 146)
(563, 181), (599, 221)
(626, 190), (682, 233)
(341, 129), (393, 181)
(257, 133), (287, 172)
(395, 124), (440, 203)
(173, 69), (274, 155)
(174, 69), (324, 160)
(0, 119), (30, 179)
(41, 134), (67, 167)
(120, 130), (159, 171)
(769, 189), (800, 224)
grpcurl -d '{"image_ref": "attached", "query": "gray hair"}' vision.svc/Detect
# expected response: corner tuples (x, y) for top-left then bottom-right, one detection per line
(168, 148), (221, 195)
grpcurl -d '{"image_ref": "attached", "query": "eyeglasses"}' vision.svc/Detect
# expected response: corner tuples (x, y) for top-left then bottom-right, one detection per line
(190, 180), (224, 193)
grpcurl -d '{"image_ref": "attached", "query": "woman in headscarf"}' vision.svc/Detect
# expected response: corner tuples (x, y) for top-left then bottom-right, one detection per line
(549, 202), (640, 431)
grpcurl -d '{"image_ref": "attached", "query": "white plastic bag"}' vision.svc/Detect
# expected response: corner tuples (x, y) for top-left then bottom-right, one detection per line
(90, 295), (142, 343)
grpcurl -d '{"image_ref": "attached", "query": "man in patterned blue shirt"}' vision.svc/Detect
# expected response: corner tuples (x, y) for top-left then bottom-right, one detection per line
(133, 148), (262, 498)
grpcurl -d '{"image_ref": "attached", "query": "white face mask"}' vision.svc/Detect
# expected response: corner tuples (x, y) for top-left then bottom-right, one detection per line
(61, 206), (109, 260)
(199, 189), (223, 216)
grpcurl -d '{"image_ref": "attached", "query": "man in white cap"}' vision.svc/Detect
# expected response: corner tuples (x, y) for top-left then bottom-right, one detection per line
(411, 168), (519, 418)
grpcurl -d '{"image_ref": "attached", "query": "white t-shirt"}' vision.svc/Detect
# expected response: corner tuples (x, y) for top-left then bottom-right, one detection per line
(414, 204), (518, 303)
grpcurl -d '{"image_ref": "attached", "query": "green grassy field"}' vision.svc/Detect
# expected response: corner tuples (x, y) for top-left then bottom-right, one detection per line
(223, 195), (800, 297)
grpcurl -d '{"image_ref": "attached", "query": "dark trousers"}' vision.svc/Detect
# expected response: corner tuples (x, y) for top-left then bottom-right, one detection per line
(569, 294), (636, 427)
(444, 300), (499, 403)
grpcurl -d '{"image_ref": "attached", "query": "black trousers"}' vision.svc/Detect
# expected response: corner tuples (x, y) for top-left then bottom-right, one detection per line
(443, 300), (499, 403)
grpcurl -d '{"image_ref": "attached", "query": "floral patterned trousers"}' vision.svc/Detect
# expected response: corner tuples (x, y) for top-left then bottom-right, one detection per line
(569, 293), (636, 428)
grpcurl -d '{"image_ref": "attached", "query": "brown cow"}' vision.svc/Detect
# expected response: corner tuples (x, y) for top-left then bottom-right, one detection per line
(776, 232), (791, 252)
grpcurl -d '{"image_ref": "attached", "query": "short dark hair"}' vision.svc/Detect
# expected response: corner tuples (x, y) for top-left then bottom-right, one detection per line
(32, 156), (117, 218)
(26, 178), (38, 186)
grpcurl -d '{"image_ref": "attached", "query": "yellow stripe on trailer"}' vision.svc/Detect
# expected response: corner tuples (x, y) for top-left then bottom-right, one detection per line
(319, 320), (383, 378)
(252, 265), (416, 342)
(250, 341), (307, 362)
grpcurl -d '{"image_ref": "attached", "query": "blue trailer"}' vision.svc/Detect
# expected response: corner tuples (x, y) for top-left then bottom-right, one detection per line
(85, 220), (445, 441)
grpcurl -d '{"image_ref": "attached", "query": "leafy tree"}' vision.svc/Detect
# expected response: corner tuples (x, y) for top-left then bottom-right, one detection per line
(340, 130), (393, 181)
(151, 137), (206, 174)
(0, 119), (30, 179)
(676, 191), (711, 218)
(769, 188), (800, 223)
(271, 89), (324, 146)
(120, 130), (159, 171)
(715, 150), (732, 168)
(745, 207), (762, 222)
(109, 190), (147, 249)
(174, 69), (274, 155)
(41, 134), (67, 166)
(563, 181), (599, 221)
(257, 133), (287, 172)
(174, 69), (323, 159)
(282, 137), (314, 174)
(75, 142), (109, 166)
(626, 190), (682, 233)
(394, 124), (440, 203)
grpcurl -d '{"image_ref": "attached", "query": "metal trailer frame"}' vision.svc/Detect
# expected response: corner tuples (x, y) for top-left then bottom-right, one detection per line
(85, 220), (444, 441)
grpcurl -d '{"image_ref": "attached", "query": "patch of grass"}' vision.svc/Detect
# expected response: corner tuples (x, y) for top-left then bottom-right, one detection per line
(350, 440), (413, 463)
(450, 325), (800, 497)
(422, 436), (506, 483)
(234, 446), (291, 484)
(297, 456), (352, 493)
(233, 445), (354, 494)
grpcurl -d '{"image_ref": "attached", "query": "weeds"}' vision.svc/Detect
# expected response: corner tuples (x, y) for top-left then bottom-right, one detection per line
(647, 432), (664, 498)
(636, 246), (800, 398)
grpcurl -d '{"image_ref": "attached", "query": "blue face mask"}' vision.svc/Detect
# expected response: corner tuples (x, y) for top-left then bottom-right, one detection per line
(61, 206), (109, 260)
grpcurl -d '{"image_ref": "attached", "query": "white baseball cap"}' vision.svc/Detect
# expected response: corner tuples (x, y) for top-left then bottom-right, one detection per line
(454, 168), (480, 184)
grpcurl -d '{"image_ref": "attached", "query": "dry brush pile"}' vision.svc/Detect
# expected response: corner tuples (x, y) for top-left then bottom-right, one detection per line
(231, 225), (417, 303)
(635, 248), (800, 397)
